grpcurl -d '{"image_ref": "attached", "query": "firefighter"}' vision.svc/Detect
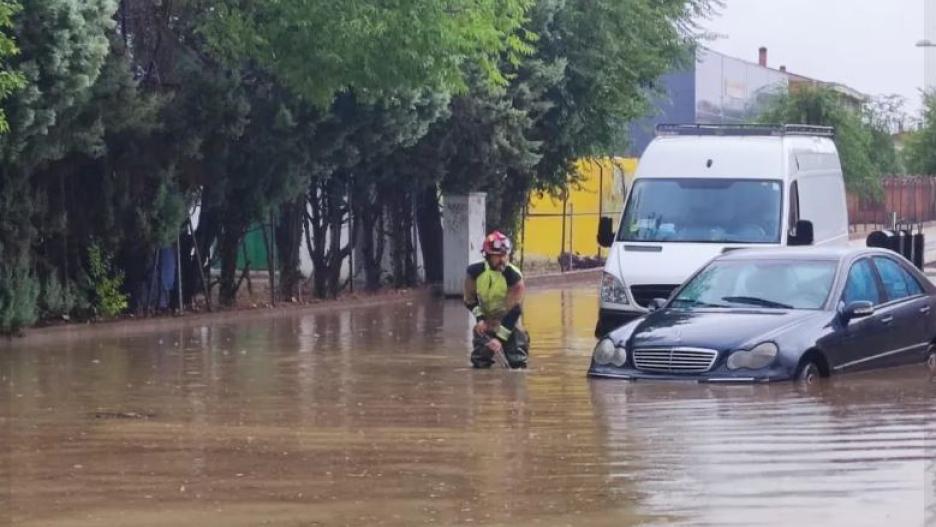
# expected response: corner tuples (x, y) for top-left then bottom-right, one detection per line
(463, 230), (530, 369)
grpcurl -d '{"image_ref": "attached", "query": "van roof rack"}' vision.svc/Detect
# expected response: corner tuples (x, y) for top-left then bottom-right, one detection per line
(656, 123), (835, 137)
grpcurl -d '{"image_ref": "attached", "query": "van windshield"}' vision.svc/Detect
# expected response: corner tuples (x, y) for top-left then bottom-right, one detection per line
(618, 178), (783, 243)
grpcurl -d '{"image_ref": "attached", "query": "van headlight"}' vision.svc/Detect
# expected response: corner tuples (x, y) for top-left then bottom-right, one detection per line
(727, 342), (779, 370)
(593, 338), (628, 367)
(600, 272), (629, 305)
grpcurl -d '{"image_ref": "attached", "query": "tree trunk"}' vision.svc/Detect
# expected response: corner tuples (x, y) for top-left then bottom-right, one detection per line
(354, 188), (384, 292)
(308, 180), (329, 298)
(276, 198), (304, 301)
(386, 189), (417, 288)
(218, 225), (243, 307)
(388, 190), (406, 288)
(497, 169), (533, 240)
(325, 180), (349, 299)
(415, 184), (443, 284)
(182, 204), (219, 306)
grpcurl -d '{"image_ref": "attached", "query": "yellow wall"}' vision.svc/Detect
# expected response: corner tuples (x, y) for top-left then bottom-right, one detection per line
(520, 157), (636, 268)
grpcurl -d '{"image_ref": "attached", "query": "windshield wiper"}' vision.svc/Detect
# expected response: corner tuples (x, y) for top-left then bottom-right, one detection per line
(721, 296), (793, 309)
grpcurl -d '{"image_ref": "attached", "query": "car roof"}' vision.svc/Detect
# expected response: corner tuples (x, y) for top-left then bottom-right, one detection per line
(715, 246), (896, 263)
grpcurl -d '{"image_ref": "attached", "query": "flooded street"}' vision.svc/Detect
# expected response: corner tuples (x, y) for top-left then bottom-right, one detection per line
(1, 284), (934, 526)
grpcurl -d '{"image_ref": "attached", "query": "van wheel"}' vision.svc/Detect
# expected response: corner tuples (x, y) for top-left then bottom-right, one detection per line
(796, 361), (821, 385)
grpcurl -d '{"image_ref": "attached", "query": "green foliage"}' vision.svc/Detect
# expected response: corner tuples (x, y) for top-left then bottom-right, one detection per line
(38, 271), (87, 319)
(759, 86), (881, 197)
(0, 0), (25, 133)
(0, 251), (38, 334)
(903, 91), (936, 175)
(0, 0), (116, 168)
(864, 94), (907, 176)
(199, 0), (534, 106)
(87, 243), (128, 318)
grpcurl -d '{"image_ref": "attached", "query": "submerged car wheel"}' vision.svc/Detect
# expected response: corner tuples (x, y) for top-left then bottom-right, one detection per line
(927, 348), (936, 373)
(796, 361), (821, 385)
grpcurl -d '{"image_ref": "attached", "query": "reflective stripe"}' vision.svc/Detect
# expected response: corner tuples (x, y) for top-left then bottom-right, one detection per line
(495, 325), (512, 341)
(471, 306), (484, 318)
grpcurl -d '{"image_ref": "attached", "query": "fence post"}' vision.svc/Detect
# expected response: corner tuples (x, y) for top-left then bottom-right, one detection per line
(560, 190), (568, 273)
(569, 203), (574, 268)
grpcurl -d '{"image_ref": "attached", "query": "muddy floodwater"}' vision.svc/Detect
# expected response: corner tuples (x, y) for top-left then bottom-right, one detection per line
(1, 285), (934, 526)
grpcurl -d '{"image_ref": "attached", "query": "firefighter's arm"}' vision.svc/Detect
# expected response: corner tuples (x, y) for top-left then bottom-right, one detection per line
(494, 279), (525, 342)
(463, 275), (485, 321)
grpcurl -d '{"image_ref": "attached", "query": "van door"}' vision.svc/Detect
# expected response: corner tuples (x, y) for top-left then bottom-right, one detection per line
(795, 172), (849, 246)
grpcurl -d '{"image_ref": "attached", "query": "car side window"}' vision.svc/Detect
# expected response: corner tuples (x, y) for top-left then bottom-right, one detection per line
(842, 259), (881, 306)
(873, 257), (923, 301)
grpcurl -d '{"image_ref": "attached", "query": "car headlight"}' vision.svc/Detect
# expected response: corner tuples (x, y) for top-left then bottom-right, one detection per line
(593, 338), (628, 367)
(600, 272), (629, 305)
(727, 342), (779, 370)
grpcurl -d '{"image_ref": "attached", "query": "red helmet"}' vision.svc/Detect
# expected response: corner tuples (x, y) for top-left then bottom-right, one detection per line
(482, 231), (512, 256)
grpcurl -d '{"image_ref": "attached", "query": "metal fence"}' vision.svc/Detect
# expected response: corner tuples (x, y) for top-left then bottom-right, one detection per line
(848, 176), (936, 228)
(519, 201), (621, 272)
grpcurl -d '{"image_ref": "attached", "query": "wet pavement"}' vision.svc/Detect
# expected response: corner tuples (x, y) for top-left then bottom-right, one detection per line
(1, 285), (934, 526)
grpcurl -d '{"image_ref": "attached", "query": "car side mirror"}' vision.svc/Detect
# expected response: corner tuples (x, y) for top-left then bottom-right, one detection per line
(788, 219), (814, 246)
(841, 301), (874, 323)
(598, 216), (615, 248)
(648, 298), (667, 312)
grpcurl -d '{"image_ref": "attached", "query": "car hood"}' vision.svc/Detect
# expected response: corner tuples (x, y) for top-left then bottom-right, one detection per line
(621, 309), (827, 352)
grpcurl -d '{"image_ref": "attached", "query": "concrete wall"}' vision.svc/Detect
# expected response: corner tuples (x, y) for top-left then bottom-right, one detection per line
(442, 193), (486, 296)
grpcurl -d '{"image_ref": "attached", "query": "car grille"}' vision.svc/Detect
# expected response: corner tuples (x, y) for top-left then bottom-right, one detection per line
(633, 348), (719, 373)
(630, 284), (678, 308)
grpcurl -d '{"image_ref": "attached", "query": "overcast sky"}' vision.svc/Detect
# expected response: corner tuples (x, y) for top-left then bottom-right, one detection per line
(703, 0), (925, 115)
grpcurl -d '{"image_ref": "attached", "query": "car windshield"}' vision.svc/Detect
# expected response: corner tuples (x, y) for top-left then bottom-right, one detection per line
(672, 259), (837, 310)
(618, 178), (783, 243)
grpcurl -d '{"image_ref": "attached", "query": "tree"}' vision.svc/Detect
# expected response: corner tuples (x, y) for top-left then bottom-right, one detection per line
(759, 85), (881, 197)
(0, 0), (117, 334)
(523, 0), (714, 220)
(310, 89), (451, 294)
(393, 0), (712, 279)
(0, 0), (24, 133)
(903, 91), (936, 175)
(200, 0), (534, 107)
(865, 94), (907, 176)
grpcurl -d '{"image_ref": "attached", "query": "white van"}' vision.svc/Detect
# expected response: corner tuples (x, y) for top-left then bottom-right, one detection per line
(595, 124), (849, 336)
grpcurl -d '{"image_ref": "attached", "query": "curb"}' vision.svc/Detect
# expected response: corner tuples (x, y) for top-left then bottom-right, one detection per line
(2, 288), (434, 348)
(525, 268), (601, 288)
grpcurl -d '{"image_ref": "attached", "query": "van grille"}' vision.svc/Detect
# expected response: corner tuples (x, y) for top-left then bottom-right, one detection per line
(633, 348), (719, 373)
(630, 285), (678, 308)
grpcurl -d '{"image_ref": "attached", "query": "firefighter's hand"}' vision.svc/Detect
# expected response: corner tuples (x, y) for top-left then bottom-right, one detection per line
(473, 320), (488, 335)
(486, 338), (503, 354)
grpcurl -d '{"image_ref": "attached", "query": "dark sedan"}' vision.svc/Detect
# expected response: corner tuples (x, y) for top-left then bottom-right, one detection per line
(588, 247), (936, 383)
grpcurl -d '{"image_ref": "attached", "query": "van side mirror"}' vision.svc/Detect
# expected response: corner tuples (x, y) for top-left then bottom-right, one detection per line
(598, 217), (615, 248)
(649, 298), (667, 312)
(788, 220), (814, 246)
(840, 301), (874, 323)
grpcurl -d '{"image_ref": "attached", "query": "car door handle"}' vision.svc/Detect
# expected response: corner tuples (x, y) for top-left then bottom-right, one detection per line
(921, 306), (931, 315)
(880, 315), (895, 325)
